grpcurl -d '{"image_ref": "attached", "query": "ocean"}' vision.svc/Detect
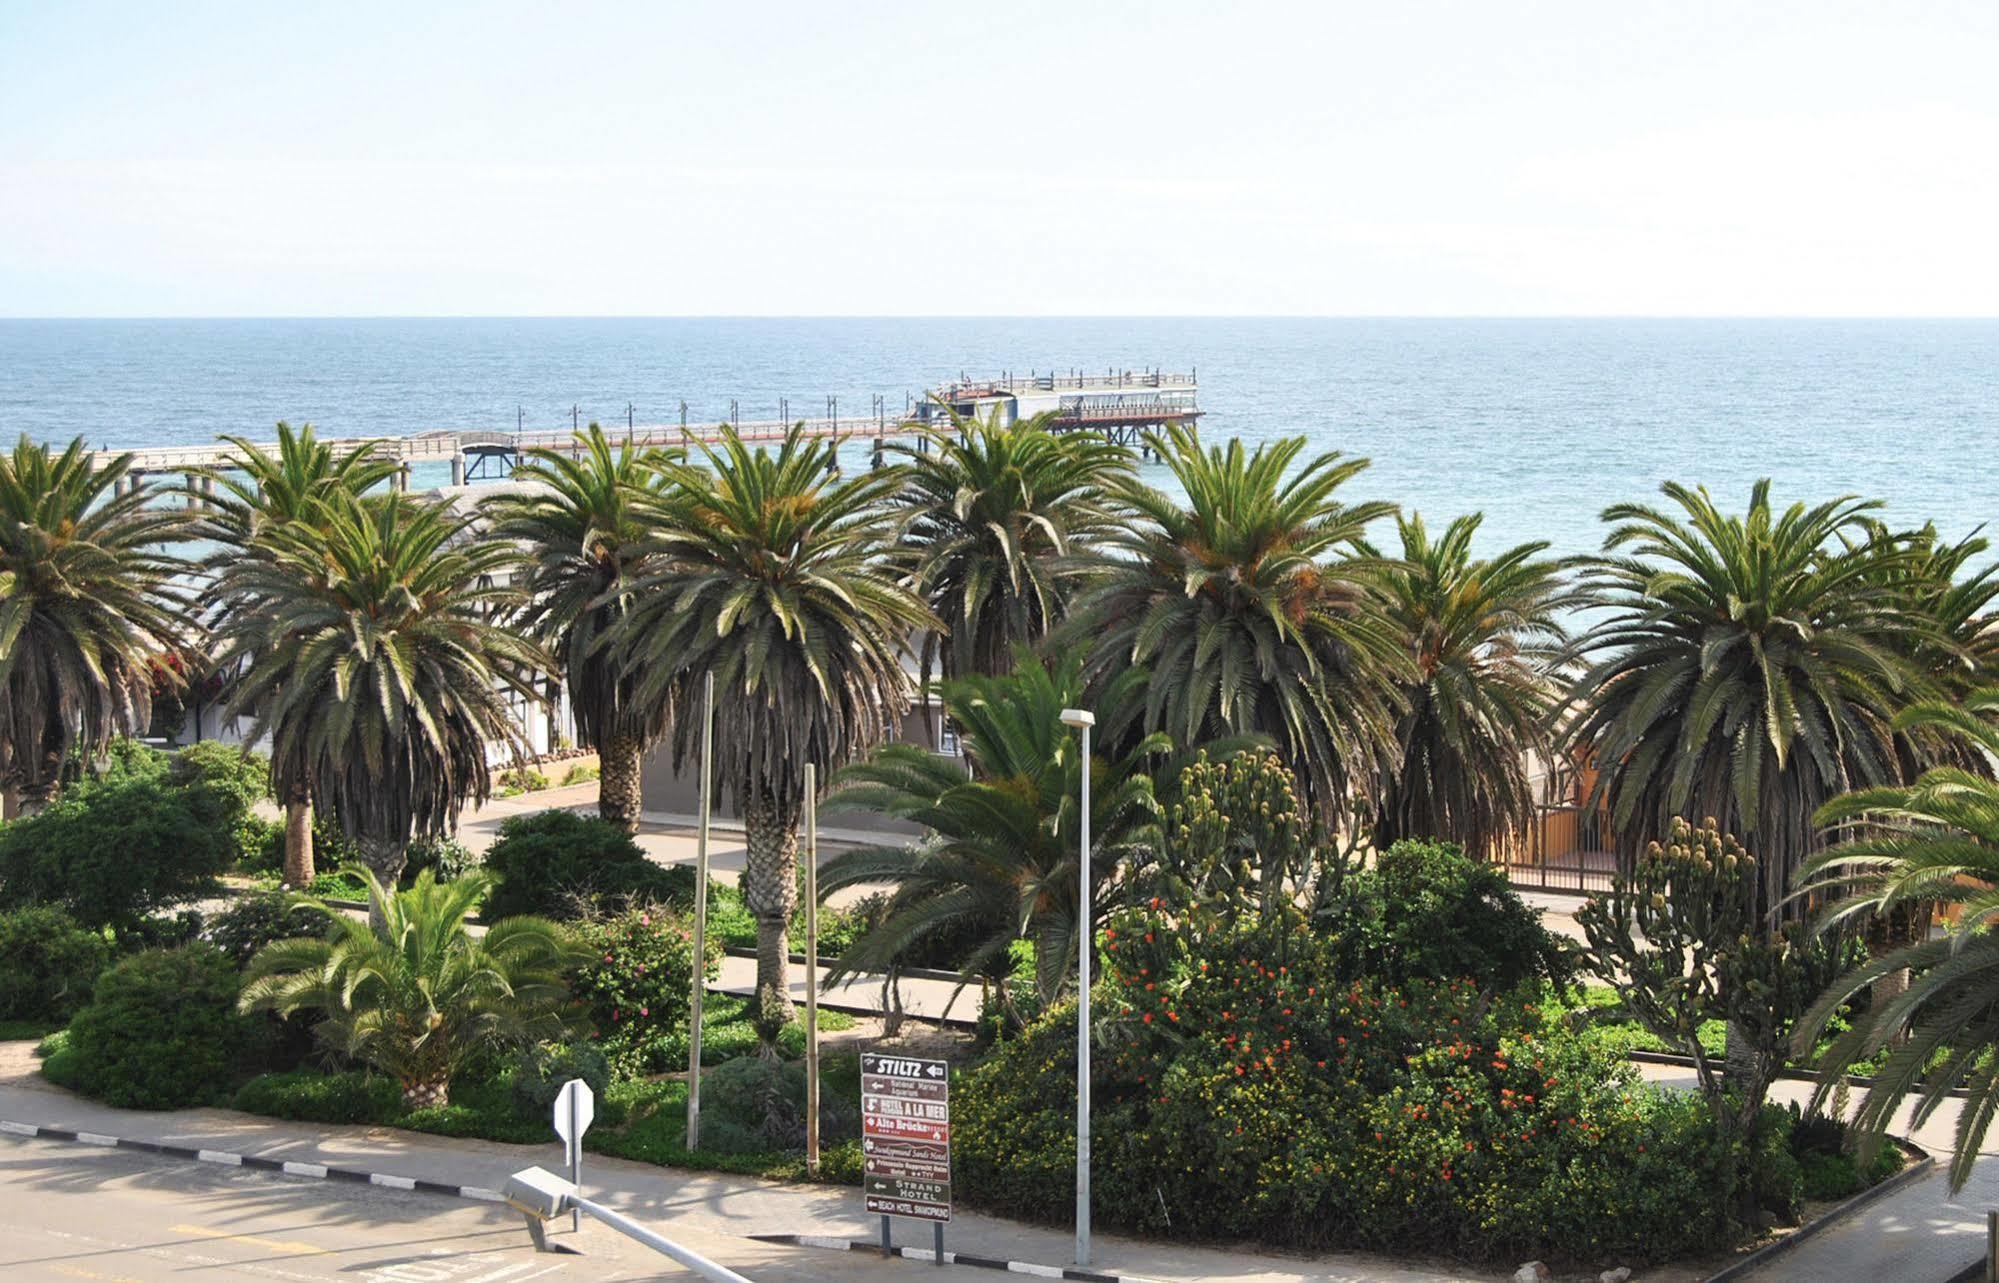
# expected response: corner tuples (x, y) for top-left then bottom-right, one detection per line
(0, 317), (1993, 560)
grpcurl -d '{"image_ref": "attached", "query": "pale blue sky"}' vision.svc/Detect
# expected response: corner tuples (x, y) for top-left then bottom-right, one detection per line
(2, 1), (1994, 317)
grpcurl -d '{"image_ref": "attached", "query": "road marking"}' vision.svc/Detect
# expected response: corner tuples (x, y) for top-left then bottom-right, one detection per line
(282, 1160), (329, 1177)
(50, 1265), (145, 1283)
(370, 1172), (417, 1190)
(75, 1131), (117, 1146)
(168, 1223), (328, 1255)
(198, 1148), (244, 1165)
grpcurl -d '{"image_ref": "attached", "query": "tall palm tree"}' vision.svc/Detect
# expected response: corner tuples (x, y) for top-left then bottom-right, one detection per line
(822, 650), (1171, 1005)
(241, 868), (578, 1108)
(1065, 424), (1406, 817)
(484, 425), (673, 833)
(892, 407), (1131, 687)
(1364, 512), (1574, 858)
(202, 422), (399, 881)
(213, 492), (546, 888)
(0, 436), (196, 815)
(1796, 689), (1999, 1191)
(620, 425), (931, 1053)
(1560, 480), (1937, 913)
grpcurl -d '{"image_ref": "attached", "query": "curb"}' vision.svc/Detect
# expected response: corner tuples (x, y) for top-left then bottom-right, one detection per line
(1699, 1138), (1935, 1283)
(0, 1117), (507, 1204)
(749, 1231), (1162, 1282)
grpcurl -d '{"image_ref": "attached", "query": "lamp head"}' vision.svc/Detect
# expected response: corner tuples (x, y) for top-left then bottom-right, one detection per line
(1059, 708), (1095, 729)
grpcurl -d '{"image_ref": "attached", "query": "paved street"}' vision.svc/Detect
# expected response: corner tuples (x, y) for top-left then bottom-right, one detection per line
(0, 1133), (962, 1283)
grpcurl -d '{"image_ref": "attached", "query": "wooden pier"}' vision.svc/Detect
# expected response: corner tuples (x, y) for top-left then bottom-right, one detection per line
(91, 369), (1201, 491)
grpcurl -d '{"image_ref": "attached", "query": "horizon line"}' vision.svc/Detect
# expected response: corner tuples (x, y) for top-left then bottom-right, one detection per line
(5, 313), (1999, 323)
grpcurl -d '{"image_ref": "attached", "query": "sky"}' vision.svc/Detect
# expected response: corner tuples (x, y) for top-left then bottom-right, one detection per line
(1, 1), (1994, 317)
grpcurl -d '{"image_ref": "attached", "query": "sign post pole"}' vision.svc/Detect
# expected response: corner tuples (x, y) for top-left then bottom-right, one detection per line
(551, 1079), (595, 1236)
(805, 763), (821, 1176)
(686, 672), (715, 1149)
(1060, 708), (1096, 1268)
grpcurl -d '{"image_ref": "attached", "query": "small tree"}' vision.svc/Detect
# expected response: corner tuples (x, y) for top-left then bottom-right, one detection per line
(1577, 817), (1841, 1219)
(1153, 749), (1312, 929)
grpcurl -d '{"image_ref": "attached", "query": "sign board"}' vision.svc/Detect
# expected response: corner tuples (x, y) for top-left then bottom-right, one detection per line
(553, 1078), (595, 1162)
(860, 1053), (951, 1223)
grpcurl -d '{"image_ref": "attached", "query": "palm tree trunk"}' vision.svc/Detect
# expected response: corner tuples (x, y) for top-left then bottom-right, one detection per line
(598, 729), (645, 834)
(1, 782), (15, 821)
(16, 783), (53, 817)
(742, 791), (801, 1058)
(401, 1075), (450, 1110)
(283, 792), (315, 886)
(353, 835), (408, 927)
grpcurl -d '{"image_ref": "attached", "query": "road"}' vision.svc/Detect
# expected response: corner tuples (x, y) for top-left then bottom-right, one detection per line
(0, 1134), (925, 1283)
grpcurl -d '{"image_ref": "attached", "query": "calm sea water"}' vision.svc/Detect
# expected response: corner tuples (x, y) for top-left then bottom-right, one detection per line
(0, 317), (1993, 559)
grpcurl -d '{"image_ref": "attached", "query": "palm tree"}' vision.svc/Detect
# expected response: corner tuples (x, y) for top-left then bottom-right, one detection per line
(1560, 481), (1937, 912)
(0, 436), (196, 816)
(1796, 689), (1999, 1191)
(620, 425), (931, 1052)
(240, 868), (578, 1108)
(484, 425), (673, 833)
(892, 407), (1132, 687)
(822, 650), (1171, 1006)
(1065, 424), (1406, 817)
(202, 422), (399, 881)
(1364, 512), (1574, 858)
(213, 491), (546, 888)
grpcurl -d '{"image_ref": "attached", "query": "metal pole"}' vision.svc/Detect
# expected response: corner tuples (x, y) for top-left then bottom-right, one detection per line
(1987, 1209), (1997, 1283)
(1076, 717), (1092, 1267)
(686, 672), (715, 1149)
(566, 1193), (755, 1283)
(805, 763), (820, 1175)
(568, 1090), (582, 1233)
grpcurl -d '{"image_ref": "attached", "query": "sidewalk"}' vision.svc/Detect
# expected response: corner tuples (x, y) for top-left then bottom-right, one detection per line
(0, 1065), (1494, 1283)
(1634, 1062), (1996, 1280)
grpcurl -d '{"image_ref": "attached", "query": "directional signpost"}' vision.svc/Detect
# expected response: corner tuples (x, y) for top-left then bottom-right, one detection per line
(553, 1078), (595, 1233)
(861, 1053), (949, 1263)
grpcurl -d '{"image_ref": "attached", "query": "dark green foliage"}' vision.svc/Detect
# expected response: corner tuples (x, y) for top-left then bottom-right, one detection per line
(401, 834), (480, 887)
(696, 1053), (861, 1154)
(0, 906), (111, 1022)
(569, 903), (718, 1079)
(233, 1069), (401, 1125)
(482, 809), (694, 920)
(955, 906), (1795, 1264)
(62, 944), (263, 1108)
(1327, 839), (1575, 993)
(510, 1041), (612, 1116)
(168, 741), (276, 867)
(0, 771), (240, 933)
(206, 891), (327, 967)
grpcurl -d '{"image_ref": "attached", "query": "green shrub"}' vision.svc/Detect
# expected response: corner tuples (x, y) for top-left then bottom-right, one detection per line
(62, 944), (264, 1108)
(303, 869), (369, 900)
(0, 772), (240, 934)
(500, 767), (551, 794)
(561, 763), (600, 786)
(953, 903), (1781, 1265)
(571, 903), (718, 1079)
(401, 834), (481, 887)
(510, 1041), (612, 1117)
(483, 810), (695, 920)
(168, 742), (276, 869)
(207, 891), (326, 967)
(0, 906), (112, 1023)
(1326, 838), (1575, 993)
(234, 1069), (400, 1125)
(695, 1053), (862, 1153)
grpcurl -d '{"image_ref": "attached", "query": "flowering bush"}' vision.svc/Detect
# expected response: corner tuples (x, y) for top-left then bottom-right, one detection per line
(954, 901), (1791, 1266)
(570, 903), (721, 1079)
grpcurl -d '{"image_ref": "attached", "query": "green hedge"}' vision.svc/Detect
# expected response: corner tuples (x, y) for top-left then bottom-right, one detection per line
(0, 906), (112, 1023)
(571, 904), (719, 1079)
(482, 810), (695, 920)
(59, 944), (264, 1108)
(953, 903), (1788, 1266)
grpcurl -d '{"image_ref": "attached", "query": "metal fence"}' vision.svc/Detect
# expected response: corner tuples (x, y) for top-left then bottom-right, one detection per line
(1499, 804), (1618, 895)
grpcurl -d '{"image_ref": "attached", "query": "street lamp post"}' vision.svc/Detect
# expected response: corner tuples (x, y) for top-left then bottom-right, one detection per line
(1058, 707), (1095, 1267)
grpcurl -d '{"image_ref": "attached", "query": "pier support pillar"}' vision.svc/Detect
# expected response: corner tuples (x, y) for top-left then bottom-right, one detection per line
(199, 476), (214, 509)
(183, 473), (199, 511)
(450, 453), (466, 487)
(395, 464), (410, 492)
